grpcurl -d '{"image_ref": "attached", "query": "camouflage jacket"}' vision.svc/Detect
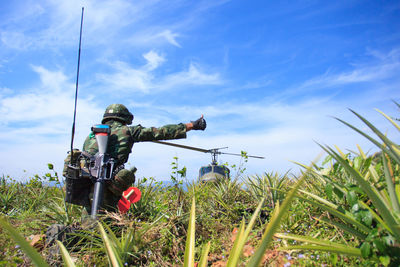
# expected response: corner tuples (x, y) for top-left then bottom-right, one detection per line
(83, 120), (187, 165)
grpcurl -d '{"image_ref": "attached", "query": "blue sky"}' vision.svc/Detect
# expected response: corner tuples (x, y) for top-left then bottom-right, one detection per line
(1, 0), (400, 181)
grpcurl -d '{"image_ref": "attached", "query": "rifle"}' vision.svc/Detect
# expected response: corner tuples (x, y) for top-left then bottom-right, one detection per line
(88, 124), (116, 218)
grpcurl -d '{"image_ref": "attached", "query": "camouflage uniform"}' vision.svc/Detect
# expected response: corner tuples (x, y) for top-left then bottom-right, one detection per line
(82, 104), (187, 211)
(83, 120), (187, 164)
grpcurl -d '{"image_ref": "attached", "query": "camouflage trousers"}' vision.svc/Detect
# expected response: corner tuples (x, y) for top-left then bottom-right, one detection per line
(94, 167), (137, 212)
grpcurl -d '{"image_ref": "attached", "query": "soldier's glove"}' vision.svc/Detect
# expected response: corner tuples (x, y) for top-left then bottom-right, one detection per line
(191, 116), (206, 130)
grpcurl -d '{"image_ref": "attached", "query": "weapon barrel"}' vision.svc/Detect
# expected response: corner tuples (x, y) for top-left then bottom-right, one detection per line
(91, 180), (104, 219)
(90, 124), (112, 219)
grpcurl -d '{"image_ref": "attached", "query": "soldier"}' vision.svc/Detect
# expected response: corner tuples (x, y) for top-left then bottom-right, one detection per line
(82, 103), (206, 211)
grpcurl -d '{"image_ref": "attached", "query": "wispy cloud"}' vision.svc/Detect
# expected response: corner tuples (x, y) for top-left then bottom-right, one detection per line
(97, 52), (222, 93)
(157, 30), (181, 47)
(143, 50), (166, 71)
(274, 48), (400, 101)
(0, 1), (167, 50)
(0, 65), (102, 136)
(161, 63), (222, 89)
(97, 60), (154, 93)
(30, 65), (69, 92)
(1, 32), (32, 50)
(1, 0), (227, 52)
(301, 62), (400, 89)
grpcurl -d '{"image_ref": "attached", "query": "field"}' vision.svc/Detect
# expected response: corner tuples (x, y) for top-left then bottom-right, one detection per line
(1, 107), (399, 267)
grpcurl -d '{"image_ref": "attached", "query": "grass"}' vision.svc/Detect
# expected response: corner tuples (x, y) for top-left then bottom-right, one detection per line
(1, 103), (400, 266)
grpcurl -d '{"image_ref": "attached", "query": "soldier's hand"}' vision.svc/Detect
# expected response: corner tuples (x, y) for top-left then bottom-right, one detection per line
(191, 115), (206, 130)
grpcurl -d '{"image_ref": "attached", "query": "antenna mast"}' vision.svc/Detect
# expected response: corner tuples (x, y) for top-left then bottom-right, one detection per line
(70, 7), (84, 160)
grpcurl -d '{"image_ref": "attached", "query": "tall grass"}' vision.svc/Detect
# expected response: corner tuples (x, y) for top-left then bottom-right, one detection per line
(1, 104), (399, 266)
(277, 107), (400, 266)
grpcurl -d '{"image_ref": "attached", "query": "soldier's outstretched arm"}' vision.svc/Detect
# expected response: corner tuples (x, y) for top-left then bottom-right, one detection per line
(132, 115), (206, 142)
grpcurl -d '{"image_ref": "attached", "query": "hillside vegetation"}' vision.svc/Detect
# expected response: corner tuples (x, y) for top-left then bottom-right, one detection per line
(1, 105), (399, 266)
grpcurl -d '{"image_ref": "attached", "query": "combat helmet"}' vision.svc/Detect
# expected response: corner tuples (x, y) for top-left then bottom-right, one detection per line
(102, 104), (133, 125)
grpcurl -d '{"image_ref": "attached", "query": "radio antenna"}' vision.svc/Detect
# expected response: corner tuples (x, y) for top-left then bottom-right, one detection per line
(70, 7), (84, 162)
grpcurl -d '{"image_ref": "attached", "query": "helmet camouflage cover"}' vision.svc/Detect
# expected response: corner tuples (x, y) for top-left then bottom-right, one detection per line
(102, 104), (133, 125)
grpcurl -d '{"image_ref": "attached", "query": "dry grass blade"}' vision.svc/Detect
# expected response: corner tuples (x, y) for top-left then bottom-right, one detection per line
(275, 233), (361, 252)
(315, 217), (367, 240)
(227, 199), (264, 266)
(98, 222), (123, 267)
(381, 152), (400, 213)
(227, 219), (245, 266)
(279, 244), (362, 257)
(198, 241), (211, 267)
(183, 198), (196, 267)
(376, 108), (400, 132)
(57, 240), (76, 267)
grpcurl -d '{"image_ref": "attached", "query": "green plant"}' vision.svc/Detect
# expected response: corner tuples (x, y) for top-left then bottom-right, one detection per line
(0, 177), (19, 215)
(130, 177), (167, 220)
(244, 171), (291, 209)
(99, 218), (165, 265)
(170, 156), (186, 186)
(43, 197), (82, 225)
(222, 151), (250, 180)
(210, 178), (248, 221)
(278, 107), (400, 266)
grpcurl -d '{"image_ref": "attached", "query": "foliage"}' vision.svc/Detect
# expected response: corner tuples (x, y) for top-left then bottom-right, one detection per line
(277, 106), (400, 266)
(170, 156), (186, 186)
(1, 103), (400, 266)
(244, 171), (291, 209)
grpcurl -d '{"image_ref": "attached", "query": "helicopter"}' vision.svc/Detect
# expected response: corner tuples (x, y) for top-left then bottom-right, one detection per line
(152, 140), (265, 182)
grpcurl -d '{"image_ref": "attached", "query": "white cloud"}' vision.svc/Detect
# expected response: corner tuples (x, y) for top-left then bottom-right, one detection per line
(0, 0), (198, 52)
(0, 1), (154, 49)
(157, 30), (181, 47)
(31, 65), (69, 92)
(97, 57), (222, 93)
(1, 0), (231, 55)
(1, 31), (32, 50)
(298, 49), (400, 91)
(0, 87), (13, 96)
(143, 50), (165, 71)
(97, 60), (154, 93)
(302, 62), (400, 89)
(123, 28), (183, 49)
(161, 63), (222, 89)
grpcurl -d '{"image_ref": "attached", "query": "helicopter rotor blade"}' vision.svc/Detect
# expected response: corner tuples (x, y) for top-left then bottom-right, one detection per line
(219, 151), (265, 159)
(152, 140), (210, 153)
(152, 140), (265, 159)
